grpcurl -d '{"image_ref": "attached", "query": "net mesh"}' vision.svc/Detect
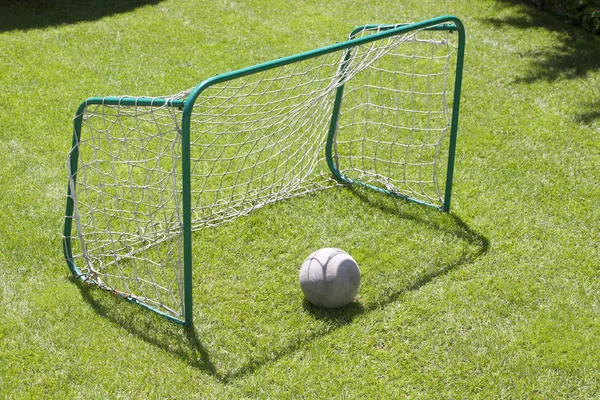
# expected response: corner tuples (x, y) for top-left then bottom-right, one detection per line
(68, 97), (186, 315)
(335, 26), (455, 204)
(65, 23), (458, 320)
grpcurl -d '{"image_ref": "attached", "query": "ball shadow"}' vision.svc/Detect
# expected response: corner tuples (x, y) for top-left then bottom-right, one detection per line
(302, 298), (365, 324)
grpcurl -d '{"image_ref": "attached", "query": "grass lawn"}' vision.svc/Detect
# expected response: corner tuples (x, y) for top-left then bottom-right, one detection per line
(1, 0), (599, 398)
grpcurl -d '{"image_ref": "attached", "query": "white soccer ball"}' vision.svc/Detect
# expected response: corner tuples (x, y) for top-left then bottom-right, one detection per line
(299, 248), (361, 308)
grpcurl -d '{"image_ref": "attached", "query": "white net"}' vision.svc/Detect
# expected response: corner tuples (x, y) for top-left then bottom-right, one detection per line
(335, 25), (456, 205)
(65, 23), (459, 320)
(68, 96), (187, 316)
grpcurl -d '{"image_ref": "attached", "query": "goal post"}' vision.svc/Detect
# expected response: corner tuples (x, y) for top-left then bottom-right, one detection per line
(63, 15), (465, 326)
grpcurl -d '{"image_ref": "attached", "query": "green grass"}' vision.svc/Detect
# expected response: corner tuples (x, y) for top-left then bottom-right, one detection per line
(1, 0), (600, 398)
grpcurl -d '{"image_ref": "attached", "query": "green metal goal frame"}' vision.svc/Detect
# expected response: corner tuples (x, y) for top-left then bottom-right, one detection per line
(63, 15), (465, 326)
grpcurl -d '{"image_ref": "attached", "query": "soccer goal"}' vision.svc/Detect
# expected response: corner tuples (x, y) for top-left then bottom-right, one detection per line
(63, 15), (465, 326)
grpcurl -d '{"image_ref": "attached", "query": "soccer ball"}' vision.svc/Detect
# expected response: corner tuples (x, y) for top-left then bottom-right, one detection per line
(299, 248), (361, 308)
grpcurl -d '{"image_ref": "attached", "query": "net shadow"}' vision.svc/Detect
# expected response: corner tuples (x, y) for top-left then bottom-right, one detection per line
(71, 278), (218, 375)
(70, 185), (488, 383)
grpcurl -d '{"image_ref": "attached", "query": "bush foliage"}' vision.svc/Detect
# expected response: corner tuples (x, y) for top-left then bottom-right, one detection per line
(532, 0), (600, 33)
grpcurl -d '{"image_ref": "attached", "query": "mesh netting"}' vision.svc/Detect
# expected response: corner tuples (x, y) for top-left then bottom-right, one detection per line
(336, 27), (455, 205)
(68, 98), (186, 315)
(65, 23), (458, 320)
